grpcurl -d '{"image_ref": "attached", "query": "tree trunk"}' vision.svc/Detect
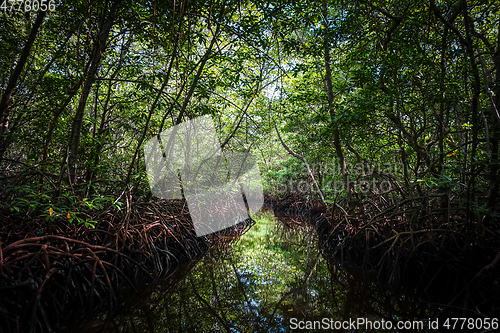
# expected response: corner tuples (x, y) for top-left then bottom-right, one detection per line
(322, 0), (350, 201)
(67, 0), (120, 183)
(461, 0), (496, 221)
(42, 78), (86, 167)
(485, 20), (500, 213)
(86, 34), (132, 184)
(0, 10), (47, 160)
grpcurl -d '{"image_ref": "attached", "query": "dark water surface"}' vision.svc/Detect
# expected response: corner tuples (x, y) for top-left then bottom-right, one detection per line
(79, 211), (438, 332)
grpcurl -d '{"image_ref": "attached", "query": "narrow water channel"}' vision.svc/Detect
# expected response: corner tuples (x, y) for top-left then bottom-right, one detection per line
(79, 211), (437, 332)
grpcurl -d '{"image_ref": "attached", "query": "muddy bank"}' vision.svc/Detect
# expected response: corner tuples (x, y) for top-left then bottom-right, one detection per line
(0, 199), (254, 333)
(264, 194), (500, 319)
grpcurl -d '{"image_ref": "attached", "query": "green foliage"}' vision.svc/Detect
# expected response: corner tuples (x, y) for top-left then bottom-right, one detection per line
(0, 0), (499, 226)
(1, 184), (121, 228)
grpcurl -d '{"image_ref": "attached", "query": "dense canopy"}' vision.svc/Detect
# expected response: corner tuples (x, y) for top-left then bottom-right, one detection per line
(1, 0), (499, 223)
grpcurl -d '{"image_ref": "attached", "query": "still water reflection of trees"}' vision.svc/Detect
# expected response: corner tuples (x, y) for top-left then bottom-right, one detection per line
(80, 212), (436, 332)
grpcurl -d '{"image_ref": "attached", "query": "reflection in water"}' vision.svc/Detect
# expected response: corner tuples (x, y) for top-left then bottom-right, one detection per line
(79, 211), (437, 332)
